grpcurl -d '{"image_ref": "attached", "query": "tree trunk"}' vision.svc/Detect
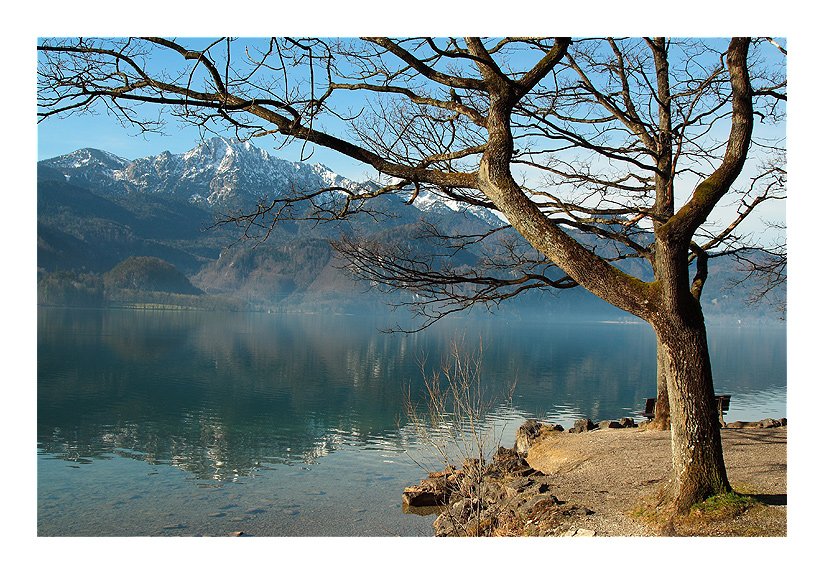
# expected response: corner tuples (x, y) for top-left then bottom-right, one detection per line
(469, 37), (745, 515)
(648, 337), (671, 430)
(655, 306), (731, 513)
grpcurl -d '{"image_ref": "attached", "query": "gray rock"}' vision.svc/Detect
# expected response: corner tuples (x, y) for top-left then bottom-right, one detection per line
(485, 455), (533, 478)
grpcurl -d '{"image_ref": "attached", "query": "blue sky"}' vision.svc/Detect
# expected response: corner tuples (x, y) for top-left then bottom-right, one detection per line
(36, 36), (789, 242)
(37, 109), (373, 181)
(35, 37), (374, 181)
(37, 37), (786, 184)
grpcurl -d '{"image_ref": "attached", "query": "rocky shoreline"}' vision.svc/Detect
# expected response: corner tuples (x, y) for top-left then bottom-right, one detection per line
(402, 416), (788, 537)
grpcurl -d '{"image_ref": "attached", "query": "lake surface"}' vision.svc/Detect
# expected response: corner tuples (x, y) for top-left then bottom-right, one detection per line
(37, 308), (786, 536)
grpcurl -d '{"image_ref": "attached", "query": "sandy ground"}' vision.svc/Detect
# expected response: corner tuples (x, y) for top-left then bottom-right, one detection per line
(525, 426), (787, 536)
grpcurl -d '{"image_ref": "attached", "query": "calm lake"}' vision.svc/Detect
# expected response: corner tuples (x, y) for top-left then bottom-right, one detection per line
(37, 308), (787, 536)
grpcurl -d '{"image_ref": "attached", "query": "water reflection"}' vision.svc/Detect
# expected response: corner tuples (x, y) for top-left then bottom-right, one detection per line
(38, 309), (786, 484)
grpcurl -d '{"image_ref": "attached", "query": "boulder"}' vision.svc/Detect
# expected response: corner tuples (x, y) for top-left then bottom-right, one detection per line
(571, 418), (596, 433)
(725, 417), (786, 429)
(402, 484), (450, 507)
(485, 448), (534, 477)
(598, 420), (622, 430)
(504, 477), (533, 498)
(522, 478), (554, 498)
(518, 493), (561, 514)
(461, 459), (485, 484)
(726, 420), (761, 428)
(421, 476), (448, 492)
(428, 465), (457, 479)
(493, 446), (520, 462)
(403, 466), (464, 507)
(619, 417), (636, 428)
(758, 418), (782, 428)
(514, 419), (543, 454)
(433, 499), (478, 536)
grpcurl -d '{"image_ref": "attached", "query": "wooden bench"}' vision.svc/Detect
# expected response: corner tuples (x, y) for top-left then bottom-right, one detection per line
(640, 394), (732, 424)
(639, 397), (657, 420)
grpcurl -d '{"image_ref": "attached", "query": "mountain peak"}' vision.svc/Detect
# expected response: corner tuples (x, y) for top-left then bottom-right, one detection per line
(41, 148), (130, 171)
(38, 138), (367, 208)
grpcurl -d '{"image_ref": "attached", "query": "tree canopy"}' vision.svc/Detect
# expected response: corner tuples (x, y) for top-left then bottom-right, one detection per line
(37, 37), (785, 322)
(38, 36), (786, 513)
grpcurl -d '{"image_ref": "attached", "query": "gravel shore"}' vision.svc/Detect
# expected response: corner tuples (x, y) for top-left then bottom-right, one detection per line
(524, 426), (787, 536)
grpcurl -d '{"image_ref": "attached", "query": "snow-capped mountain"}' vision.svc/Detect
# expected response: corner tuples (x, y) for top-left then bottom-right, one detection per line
(37, 140), (778, 322)
(40, 148), (131, 191)
(39, 137), (366, 208)
(39, 137), (505, 224)
(411, 189), (504, 227)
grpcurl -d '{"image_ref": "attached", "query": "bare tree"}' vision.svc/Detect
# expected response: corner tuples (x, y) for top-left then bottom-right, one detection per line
(38, 36), (786, 514)
(401, 336), (518, 536)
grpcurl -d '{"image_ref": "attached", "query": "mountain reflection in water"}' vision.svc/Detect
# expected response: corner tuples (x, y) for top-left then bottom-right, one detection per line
(37, 308), (786, 536)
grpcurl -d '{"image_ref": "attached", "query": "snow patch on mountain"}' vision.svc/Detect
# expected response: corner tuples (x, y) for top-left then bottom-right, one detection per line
(46, 148), (130, 171)
(38, 137), (503, 225)
(413, 189), (505, 225)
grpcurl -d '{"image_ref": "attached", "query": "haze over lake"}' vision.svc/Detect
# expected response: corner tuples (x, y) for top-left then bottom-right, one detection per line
(37, 308), (786, 536)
